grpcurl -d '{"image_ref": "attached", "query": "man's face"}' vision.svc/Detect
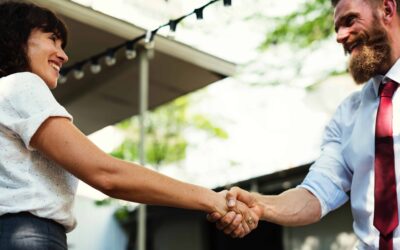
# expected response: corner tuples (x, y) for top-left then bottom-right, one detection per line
(334, 0), (392, 84)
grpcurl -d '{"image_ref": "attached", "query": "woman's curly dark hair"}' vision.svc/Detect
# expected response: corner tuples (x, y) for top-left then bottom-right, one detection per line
(0, 1), (68, 77)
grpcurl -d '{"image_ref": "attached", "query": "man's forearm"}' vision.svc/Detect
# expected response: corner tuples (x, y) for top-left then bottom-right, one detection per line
(256, 188), (321, 226)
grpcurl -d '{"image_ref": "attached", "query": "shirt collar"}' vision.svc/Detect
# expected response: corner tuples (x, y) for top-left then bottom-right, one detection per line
(372, 58), (400, 97)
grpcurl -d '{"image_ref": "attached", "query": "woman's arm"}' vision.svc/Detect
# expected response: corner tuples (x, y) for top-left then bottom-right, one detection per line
(31, 117), (223, 212)
(30, 117), (258, 236)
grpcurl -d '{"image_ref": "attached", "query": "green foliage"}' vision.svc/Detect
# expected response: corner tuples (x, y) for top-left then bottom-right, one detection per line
(260, 0), (334, 50)
(192, 115), (228, 139)
(94, 198), (113, 206)
(111, 95), (228, 168)
(94, 198), (132, 223)
(114, 205), (131, 223)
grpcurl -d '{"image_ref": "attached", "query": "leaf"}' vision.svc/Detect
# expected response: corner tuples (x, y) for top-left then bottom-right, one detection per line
(192, 115), (228, 139)
(260, 0), (334, 50)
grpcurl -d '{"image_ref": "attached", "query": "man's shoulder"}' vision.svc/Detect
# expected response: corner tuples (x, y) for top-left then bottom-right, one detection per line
(339, 90), (362, 113)
(338, 80), (373, 112)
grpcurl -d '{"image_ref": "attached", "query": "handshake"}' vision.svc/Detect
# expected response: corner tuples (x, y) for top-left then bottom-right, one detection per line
(206, 186), (264, 238)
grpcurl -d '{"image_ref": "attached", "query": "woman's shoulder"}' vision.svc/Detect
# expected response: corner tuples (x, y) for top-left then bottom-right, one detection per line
(0, 72), (48, 96)
(0, 72), (44, 85)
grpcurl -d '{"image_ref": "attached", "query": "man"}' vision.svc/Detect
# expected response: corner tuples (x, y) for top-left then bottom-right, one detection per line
(210, 0), (400, 249)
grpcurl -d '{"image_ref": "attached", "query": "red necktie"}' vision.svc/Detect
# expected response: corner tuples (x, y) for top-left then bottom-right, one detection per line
(374, 81), (399, 250)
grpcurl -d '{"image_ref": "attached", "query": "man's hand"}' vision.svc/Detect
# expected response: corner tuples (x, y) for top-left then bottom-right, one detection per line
(207, 187), (263, 238)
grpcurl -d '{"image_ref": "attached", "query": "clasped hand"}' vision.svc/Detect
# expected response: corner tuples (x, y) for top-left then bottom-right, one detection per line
(208, 187), (263, 238)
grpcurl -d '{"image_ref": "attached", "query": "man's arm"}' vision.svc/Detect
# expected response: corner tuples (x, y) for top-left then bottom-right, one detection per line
(208, 186), (321, 236)
(228, 187), (321, 226)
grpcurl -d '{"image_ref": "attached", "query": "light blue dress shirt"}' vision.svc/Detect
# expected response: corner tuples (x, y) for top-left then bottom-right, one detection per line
(299, 59), (400, 249)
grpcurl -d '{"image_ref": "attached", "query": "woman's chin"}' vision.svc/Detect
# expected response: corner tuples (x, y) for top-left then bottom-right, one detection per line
(45, 79), (58, 89)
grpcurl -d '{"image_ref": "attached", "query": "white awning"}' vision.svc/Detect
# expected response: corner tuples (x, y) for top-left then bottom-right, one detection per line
(28, 0), (236, 134)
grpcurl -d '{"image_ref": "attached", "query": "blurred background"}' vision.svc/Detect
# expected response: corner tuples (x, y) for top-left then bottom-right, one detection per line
(23, 0), (360, 249)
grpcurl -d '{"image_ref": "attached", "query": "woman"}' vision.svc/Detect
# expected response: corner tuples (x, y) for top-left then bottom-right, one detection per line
(0, 1), (258, 249)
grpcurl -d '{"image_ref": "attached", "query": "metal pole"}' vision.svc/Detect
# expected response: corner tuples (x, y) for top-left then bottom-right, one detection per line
(137, 46), (149, 250)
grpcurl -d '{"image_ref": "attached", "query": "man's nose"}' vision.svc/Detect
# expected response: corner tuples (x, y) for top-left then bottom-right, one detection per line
(336, 27), (350, 44)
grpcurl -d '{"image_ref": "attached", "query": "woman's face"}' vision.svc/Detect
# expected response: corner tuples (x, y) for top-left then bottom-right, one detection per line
(26, 29), (68, 89)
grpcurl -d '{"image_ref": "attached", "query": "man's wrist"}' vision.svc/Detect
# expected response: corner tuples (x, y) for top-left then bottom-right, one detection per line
(256, 194), (272, 220)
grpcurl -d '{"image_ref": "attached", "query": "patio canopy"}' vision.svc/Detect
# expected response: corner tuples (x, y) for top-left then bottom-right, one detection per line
(28, 0), (236, 134)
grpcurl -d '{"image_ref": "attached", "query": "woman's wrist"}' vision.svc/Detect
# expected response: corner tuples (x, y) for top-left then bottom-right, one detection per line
(202, 189), (227, 214)
(193, 188), (227, 215)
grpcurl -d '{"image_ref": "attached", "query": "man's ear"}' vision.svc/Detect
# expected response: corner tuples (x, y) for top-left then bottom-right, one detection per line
(382, 0), (397, 24)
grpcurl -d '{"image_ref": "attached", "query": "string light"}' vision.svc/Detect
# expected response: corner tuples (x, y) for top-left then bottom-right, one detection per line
(73, 64), (84, 80)
(168, 16), (186, 38)
(125, 41), (137, 60)
(105, 49), (117, 66)
(58, 73), (67, 84)
(90, 57), (102, 74)
(60, 0), (231, 83)
(194, 8), (204, 20)
(168, 20), (177, 38)
(223, 0), (232, 6)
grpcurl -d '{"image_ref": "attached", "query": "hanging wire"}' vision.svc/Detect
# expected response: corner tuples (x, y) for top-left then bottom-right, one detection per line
(58, 0), (230, 84)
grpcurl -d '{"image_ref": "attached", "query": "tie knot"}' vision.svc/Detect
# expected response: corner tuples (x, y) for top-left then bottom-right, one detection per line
(379, 81), (399, 98)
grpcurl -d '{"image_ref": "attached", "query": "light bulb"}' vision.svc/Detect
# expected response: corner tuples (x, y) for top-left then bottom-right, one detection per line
(73, 69), (84, 79)
(126, 49), (136, 60)
(105, 55), (116, 66)
(90, 63), (101, 74)
(58, 74), (67, 84)
(167, 30), (176, 39)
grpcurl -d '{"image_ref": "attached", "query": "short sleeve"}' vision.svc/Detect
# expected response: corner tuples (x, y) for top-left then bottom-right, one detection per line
(0, 72), (72, 150)
(298, 92), (360, 218)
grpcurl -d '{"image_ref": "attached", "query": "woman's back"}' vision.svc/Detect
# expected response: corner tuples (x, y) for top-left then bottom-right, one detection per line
(0, 72), (77, 232)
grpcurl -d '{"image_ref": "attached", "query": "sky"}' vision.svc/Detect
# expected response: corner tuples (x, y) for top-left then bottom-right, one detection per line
(69, 0), (360, 199)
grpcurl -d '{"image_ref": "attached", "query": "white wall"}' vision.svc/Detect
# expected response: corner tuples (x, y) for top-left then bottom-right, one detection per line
(67, 195), (128, 250)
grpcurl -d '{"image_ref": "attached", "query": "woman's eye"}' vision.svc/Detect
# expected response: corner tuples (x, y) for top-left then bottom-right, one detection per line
(49, 34), (57, 42)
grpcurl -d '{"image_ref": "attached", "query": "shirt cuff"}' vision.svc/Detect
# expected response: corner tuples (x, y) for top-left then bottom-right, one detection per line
(298, 170), (349, 218)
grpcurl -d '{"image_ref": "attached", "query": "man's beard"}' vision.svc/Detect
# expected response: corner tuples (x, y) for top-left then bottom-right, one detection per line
(348, 25), (392, 84)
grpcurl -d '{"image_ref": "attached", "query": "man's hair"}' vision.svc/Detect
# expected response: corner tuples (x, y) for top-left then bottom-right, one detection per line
(0, 1), (68, 77)
(331, 0), (400, 14)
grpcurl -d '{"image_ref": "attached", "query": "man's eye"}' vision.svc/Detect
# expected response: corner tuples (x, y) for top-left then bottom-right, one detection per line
(345, 16), (356, 26)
